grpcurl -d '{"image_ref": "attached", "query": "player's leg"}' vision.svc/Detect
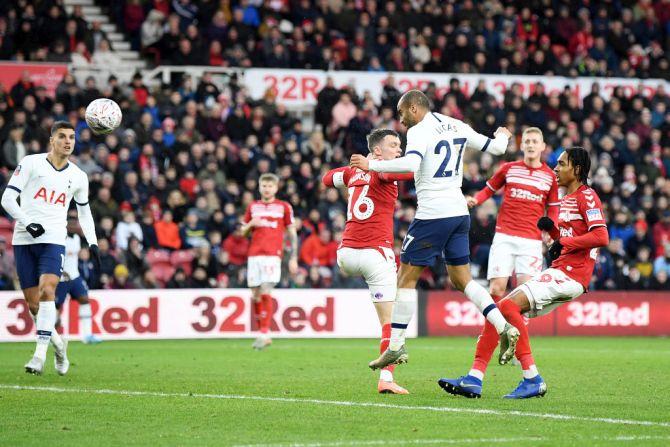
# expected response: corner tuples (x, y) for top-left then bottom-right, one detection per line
(368, 262), (423, 370)
(247, 256), (265, 348)
(54, 280), (68, 332)
(73, 278), (101, 344)
(495, 287), (545, 399)
(443, 216), (518, 345)
(252, 256), (281, 350)
(438, 237), (515, 398)
(362, 247), (409, 394)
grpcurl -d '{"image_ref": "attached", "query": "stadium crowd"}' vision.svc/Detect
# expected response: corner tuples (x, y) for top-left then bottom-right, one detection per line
(0, 0), (668, 292)
(2, 1), (670, 78)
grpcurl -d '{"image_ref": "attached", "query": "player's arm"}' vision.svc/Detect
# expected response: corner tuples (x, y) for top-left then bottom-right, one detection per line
(465, 125), (511, 156)
(351, 126), (427, 173)
(1, 185), (29, 227)
(1, 157), (43, 237)
(378, 172), (415, 182)
(322, 166), (351, 188)
(561, 226), (609, 250)
(240, 205), (257, 237)
(74, 174), (101, 270)
(285, 203), (298, 275)
(546, 175), (560, 222)
(471, 163), (509, 207)
(562, 193), (609, 250)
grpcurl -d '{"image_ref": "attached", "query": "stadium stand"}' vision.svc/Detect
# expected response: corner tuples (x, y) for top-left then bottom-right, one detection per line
(0, 1), (668, 291)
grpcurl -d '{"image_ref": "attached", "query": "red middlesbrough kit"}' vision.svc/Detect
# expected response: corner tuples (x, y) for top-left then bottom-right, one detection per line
(475, 161), (559, 240)
(243, 199), (294, 257)
(323, 167), (413, 249)
(553, 185), (607, 289)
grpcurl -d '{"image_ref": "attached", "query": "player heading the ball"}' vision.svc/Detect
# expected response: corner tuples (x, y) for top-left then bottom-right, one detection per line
(350, 89), (520, 370)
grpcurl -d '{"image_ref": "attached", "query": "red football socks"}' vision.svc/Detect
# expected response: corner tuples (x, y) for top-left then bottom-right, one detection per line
(498, 299), (535, 369)
(260, 294), (273, 334)
(380, 323), (396, 374)
(471, 295), (501, 374)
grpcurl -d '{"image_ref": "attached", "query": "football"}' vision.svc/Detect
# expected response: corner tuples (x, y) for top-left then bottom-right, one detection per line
(85, 98), (122, 135)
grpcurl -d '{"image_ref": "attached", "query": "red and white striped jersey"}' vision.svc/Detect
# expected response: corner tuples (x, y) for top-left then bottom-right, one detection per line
(243, 199), (294, 257)
(476, 161), (559, 240)
(553, 185), (607, 289)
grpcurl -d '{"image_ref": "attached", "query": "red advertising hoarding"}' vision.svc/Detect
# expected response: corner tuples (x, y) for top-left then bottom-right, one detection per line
(424, 291), (670, 336)
(0, 62), (68, 98)
(0, 289), (418, 342)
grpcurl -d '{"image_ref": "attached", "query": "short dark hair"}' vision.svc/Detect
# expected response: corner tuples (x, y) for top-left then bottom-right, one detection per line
(366, 129), (399, 153)
(51, 120), (74, 135)
(399, 89), (430, 110)
(565, 146), (591, 184)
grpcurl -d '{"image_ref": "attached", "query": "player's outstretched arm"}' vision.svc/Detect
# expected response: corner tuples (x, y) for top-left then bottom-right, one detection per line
(322, 167), (349, 188)
(466, 126), (512, 156)
(350, 153), (421, 173)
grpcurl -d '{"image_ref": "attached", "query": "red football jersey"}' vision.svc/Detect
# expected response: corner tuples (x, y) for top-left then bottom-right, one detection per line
(553, 185), (607, 289)
(323, 167), (412, 249)
(476, 161), (559, 240)
(243, 199), (294, 257)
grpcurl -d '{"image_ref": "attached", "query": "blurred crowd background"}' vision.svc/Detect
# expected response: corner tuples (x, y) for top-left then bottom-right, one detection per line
(0, 0), (668, 291)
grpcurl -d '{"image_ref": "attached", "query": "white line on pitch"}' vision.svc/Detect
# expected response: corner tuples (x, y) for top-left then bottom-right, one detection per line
(234, 435), (670, 447)
(233, 437), (545, 447)
(1, 384), (669, 429)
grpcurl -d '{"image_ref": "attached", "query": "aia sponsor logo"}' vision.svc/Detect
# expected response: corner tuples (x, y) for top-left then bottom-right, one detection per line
(33, 187), (66, 206)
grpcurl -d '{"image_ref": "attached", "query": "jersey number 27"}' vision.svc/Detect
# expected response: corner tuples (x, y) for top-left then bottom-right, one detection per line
(434, 138), (467, 178)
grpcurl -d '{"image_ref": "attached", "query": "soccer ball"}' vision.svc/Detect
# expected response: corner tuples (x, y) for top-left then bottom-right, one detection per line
(85, 98), (122, 135)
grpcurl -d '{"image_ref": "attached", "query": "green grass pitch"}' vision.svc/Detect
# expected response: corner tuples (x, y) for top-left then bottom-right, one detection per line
(1, 337), (669, 446)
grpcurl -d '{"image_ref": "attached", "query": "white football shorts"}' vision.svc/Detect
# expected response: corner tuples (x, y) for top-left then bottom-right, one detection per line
(516, 268), (584, 318)
(337, 246), (397, 302)
(487, 232), (543, 279)
(247, 255), (282, 287)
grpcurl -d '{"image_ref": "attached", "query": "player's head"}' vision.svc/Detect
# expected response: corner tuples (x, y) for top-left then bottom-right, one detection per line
(50, 121), (76, 157)
(397, 89), (430, 129)
(520, 127), (545, 162)
(366, 128), (401, 160)
(555, 147), (590, 187)
(258, 173), (279, 201)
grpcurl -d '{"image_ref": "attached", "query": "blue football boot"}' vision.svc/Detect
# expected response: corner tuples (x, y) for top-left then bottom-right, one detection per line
(438, 375), (482, 399)
(503, 375), (547, 399)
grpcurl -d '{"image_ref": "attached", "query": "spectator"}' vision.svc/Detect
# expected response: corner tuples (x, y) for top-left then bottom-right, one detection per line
(299, 228), (337, 268)
(166, 267), (188, 288)
(109, 264), (136, 289)
(154, 210), (182, 250)
(115, 210), (143, 250)
(222, 223), (249, 266)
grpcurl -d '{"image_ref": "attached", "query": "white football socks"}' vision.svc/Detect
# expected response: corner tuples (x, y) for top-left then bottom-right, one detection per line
(379, 369), (393, 382)
(31, 303), (64, 350)
(463, 280), (507, 334)
(389, 288), (417, 351)
(468, 369), (485, 381)
(79, 303), (93, 338)
(34, 301), (57, 360)
(523, 365), (539, 379)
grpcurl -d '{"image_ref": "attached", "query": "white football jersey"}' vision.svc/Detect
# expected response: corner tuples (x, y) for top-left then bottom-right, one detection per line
(406, 112), (499, 219)
(62, 233), (81, 280)
(7, 154), (90, 246)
